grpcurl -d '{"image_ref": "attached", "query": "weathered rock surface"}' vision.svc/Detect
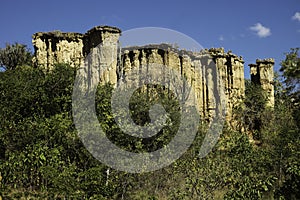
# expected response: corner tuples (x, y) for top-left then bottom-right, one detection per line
(32, 31), (84, 69)
(249, 58), (275, 107)
(32, 25), (274, 124)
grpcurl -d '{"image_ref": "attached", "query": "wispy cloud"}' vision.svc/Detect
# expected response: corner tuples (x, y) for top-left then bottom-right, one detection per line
(250, 23), (271, 38)
(292, 12), (300, 22)
(219, 35), (224, 41)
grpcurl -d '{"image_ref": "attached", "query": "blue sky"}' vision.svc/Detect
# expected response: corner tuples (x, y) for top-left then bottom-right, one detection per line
(1, 0), (299, 78)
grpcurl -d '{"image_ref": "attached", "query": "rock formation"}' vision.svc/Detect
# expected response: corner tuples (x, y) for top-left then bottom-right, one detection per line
(32, 25), (274, 124)
(249, 59), (275, 107)
(32, 31), (84, 69)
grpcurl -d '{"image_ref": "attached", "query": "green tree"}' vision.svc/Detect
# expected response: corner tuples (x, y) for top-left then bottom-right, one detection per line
(280, 48), (300, 123)
(268, 48), (300, 199)
(0, 43), (33, 70)
(280, 48), (300, 95)
(233, 79), (268, 141)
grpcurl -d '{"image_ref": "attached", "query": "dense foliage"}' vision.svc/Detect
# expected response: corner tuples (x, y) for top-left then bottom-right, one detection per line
(0, 47), (299, 199)
(280, 48), (300, 124)
(0, 43), (33, 70)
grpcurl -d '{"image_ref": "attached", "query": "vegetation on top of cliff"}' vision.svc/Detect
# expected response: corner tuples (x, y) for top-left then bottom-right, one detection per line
(32, 25), (122, 42)
(32, 31), (84, 41)
(122, 43), (245, 62)
(86, 25), (122, 34)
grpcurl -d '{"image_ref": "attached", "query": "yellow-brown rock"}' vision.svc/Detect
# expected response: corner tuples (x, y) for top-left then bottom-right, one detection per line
(32, 26), (274, 125)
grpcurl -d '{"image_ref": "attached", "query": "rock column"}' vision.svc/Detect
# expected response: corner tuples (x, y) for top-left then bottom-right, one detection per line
(32, 32), (84, 69)
(249, 59), (275, 107)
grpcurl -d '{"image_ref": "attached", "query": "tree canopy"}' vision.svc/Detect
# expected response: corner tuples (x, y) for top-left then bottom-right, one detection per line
(0, 43), (33, 70)
(0, 46), (299, 199)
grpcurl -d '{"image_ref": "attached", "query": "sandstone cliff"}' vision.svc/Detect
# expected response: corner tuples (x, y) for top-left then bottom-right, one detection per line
(32, 25), (274, 123)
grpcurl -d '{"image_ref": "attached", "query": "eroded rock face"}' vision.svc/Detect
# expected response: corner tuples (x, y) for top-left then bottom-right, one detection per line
(118, 46), (247, 123)
(249, 58), (275, 107)
(32, 32), (84, 69)
(33, 26), (121, 89)
(32, 26), (274, 124)
(208, 48), (246, 122)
